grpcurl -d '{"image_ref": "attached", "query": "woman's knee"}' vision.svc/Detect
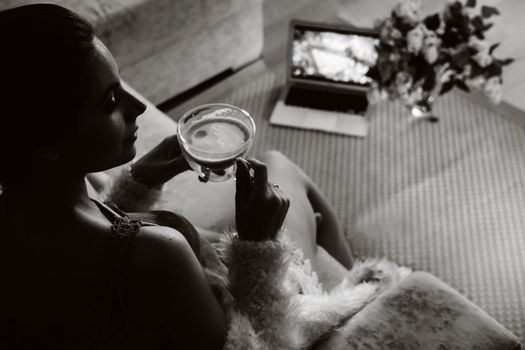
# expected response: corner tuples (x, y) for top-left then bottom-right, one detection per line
(256, 150), (298, 174)
(256, 150), (309, 185)
(255, 150), (289, 166)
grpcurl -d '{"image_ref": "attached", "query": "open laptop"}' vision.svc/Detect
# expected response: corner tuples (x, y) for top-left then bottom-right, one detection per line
(269, 19), (379, 137)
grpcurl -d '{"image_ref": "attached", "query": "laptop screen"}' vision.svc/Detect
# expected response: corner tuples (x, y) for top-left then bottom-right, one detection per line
(288, 21), (379, 91)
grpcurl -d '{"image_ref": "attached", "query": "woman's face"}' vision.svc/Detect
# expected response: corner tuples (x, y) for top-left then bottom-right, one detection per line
(67, 37), (146, 173)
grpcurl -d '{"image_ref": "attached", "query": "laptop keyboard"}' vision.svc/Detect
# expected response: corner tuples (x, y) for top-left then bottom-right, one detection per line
(285, 86), (369, 114)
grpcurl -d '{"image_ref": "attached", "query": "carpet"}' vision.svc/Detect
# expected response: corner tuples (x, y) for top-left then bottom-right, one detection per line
(192, 66), (525, 342)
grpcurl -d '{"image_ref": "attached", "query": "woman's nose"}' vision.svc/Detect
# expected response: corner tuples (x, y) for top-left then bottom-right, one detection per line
(123, 89), (147, 121)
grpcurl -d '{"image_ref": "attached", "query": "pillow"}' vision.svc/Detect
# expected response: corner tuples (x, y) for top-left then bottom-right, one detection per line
(312, 271), (521, 350)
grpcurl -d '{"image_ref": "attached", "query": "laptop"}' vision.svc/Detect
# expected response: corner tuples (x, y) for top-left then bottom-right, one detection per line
(269, 19), (379, 137)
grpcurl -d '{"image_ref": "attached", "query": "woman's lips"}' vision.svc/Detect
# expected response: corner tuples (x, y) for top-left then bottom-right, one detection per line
(124, 127), (138, 142)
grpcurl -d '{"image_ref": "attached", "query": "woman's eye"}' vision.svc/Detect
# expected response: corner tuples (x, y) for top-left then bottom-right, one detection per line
(105, 91), (120, 112)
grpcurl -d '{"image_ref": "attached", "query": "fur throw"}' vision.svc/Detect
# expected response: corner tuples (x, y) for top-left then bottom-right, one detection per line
(201, 232), (413, 350)
(104, 166), (163, 211)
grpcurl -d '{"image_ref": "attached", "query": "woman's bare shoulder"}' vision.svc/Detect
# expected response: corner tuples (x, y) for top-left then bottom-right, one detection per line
(120, 224), (226, 346)
(129, 224), (195, 277)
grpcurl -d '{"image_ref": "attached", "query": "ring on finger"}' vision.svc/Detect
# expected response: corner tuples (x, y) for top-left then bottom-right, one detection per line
(272, 183), (280, 189)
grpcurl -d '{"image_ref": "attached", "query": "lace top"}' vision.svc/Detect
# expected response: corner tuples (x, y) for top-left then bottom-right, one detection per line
(84, 199), (158, 348)
(2, 199), (162, 349)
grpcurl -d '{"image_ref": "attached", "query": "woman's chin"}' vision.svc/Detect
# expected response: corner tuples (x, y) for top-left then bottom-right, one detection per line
(121, 144), (137, 163)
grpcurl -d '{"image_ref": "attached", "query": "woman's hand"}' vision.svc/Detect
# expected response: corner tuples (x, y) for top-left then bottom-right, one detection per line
(235, 158), (290, 241)
(131, 135), (190, 188)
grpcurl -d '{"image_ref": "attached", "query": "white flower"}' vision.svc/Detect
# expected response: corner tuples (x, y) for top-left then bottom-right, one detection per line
(407, 24), (425, 54)
(395, 71), (413, 95)
(459, 64), (472, 80)
(468, 37), (490, 54)
(391, 28), (403, 40)
(380, 18), (395, 43)
(468, 37), (493, 67)
(466, 75), (486, 90)
(424, 44), (439, 64)
(484, 76), (503, 104)
(422, 31), (441, 64)
(439, 69), (455, 84)
(473, 51), (493, 67)
(462, 6), (477, 18)
(394, 0), (421, 24)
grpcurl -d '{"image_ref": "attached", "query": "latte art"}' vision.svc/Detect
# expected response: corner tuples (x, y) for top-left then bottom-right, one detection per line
(186, 118), (249, 155)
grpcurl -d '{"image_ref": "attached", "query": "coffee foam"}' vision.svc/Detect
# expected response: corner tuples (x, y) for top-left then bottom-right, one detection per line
(186, 118), (248, 154)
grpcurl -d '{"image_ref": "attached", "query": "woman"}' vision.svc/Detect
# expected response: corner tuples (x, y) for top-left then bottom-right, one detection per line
(0, 3), (367, 349)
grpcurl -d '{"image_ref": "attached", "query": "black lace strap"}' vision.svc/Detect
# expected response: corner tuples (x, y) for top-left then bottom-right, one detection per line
(84, 205), (143, 348)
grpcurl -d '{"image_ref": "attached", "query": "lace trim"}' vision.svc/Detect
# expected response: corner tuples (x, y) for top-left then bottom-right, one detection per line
(89, 215), (143, 347)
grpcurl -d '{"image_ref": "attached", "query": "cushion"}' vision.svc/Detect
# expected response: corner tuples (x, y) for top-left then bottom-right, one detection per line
(313, 271), (521, 350)
(1, 0), (264, 104)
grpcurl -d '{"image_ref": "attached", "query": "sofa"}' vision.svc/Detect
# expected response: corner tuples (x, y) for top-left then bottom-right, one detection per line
(2, 1), (521, 348)
(0, 0), (264, 105)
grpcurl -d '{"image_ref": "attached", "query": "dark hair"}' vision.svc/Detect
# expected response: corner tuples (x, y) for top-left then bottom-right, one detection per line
(0, 3), (96, 184)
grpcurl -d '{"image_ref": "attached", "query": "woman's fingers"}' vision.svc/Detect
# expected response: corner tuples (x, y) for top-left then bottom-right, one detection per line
(235, 158), (252, 204)
(248, 159), (268, 192)
(273, 191), (290, 237)
(235, 158), (291, 240)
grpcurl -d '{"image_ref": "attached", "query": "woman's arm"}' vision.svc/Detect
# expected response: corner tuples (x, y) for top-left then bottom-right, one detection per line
(103, 135), (190, 211)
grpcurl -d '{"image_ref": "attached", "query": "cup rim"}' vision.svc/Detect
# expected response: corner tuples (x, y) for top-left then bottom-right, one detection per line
(176, 103), (256, 151)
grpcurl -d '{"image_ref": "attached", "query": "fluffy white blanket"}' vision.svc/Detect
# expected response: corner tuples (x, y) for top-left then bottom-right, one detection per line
(201, 232), (412, 350)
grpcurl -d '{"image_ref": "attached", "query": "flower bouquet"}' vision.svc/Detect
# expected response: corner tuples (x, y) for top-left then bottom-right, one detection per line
(367, 0), (513, 120)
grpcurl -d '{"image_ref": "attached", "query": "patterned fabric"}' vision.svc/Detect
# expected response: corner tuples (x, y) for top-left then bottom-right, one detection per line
(204, 66), (525, 343)
(315, 272), (521, 350)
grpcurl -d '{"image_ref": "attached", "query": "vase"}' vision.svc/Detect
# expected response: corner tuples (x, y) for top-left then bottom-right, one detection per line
(402, 90), (439, 122)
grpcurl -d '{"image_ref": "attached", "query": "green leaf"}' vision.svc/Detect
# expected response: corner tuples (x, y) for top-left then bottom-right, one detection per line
(422, 72), (436, 91)
(466, 0), (476, 8)
(472, 16), (484, 31)
(483, 23), (494, 32)
(481, 6), (500, 18)
(424, 14), (441, 31)
(455, 80), (470, 92)
(470, 61), (484, 78)
(440, 80), (455, 95)
(486, 62), (503, 77)
(499, 58), (514, 66)
(378, 61), (393, 84)
(489, 43), (500, 55)
(452, 47), (471, 68)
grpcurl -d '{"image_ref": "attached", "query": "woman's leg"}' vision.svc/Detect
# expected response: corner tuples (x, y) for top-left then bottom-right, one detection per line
(255, 151), (354, 270)
(305, 180), (355, 269)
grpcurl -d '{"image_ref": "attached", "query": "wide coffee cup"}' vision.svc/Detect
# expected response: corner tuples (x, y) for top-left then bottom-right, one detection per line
(177, 103), (256, 182)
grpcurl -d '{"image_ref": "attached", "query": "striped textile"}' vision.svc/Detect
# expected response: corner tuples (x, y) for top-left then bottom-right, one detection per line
(212, 67), (525, 342)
